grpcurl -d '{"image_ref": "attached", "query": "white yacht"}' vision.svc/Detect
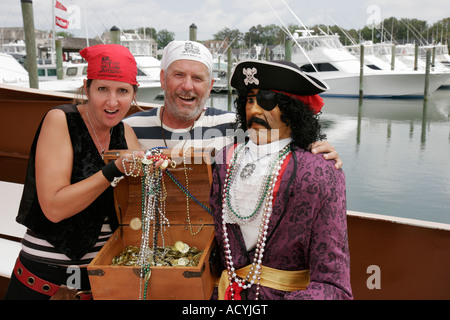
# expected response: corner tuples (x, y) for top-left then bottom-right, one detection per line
(0, 52), (29, 85)
(120, 32), (163, 103)
(346, 41), (450, 83)
(291, 31), (450, 98)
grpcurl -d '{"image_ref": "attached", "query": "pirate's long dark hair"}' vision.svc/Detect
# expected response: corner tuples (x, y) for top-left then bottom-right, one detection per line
(234, 89), (326, 150)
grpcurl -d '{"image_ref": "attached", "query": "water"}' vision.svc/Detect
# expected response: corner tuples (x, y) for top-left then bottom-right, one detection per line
(209, 89), (450, 224)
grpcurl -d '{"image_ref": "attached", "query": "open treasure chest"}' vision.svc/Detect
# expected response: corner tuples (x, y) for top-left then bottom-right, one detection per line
(87, 148), (219, 300)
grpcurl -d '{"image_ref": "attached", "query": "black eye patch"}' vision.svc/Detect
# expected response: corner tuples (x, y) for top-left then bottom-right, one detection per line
(248, 90), (278, 111)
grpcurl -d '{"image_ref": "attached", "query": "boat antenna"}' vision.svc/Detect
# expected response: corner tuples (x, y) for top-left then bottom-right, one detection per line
(214, 36), (237, 55)
(326, 16), (358, 45)
(224, 37), (238, 51)
(279, 0), (311, 35)
(214, 38), (228, 55)
(90, 10), (113, 44)
(264, 0), (321, 76)
(400, 20), (427, 45)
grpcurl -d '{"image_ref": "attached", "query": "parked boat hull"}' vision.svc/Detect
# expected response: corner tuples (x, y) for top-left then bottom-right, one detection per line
(317, 71), (448, 98)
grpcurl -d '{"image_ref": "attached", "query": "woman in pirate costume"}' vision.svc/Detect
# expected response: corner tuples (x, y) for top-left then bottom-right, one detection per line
(210, 60), (352, 300)
(5, 45), (141, 300)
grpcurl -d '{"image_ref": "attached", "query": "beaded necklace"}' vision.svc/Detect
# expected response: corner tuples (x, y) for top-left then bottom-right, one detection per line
(140, 149), (172, 299)
(165, 150), (213, 235)
(221, 142), (291, 300)
(165, 170), (213, 216)
(224, 143), (291, 225)
(122, 148), (172, 300)
(122, 148), (213, 298)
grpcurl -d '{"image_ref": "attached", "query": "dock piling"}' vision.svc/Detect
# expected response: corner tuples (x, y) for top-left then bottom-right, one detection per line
(20, 0), (39, 89)
(359, 44), (364, 100)
(424, 49), (431, 101)
(227, 47), (232, 111)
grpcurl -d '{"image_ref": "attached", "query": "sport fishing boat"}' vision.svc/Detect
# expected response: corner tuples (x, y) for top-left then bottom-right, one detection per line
(0, 83), (448, 299)
(291, 31), (450, 98)
(345, 41), (450, 89)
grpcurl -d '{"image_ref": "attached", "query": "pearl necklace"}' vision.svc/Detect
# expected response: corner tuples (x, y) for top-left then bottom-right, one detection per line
(224, 143), (290, 225)
(133, 148), (171, 300)
(221, 142), (291, 300)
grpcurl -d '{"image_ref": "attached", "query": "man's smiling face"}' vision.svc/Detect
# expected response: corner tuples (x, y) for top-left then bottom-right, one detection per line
(161, 59), (214, 125)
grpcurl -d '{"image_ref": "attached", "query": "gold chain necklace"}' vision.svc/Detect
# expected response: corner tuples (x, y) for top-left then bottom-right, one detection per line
(160, 106), (202, 235)
(182, 150), (204, 236)
(85, 107), (112, 159)
(160, 106), (195, 149)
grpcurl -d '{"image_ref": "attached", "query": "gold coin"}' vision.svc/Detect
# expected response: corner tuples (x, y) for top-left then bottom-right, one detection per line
(129, 217), (142, 230)
(178, 257), (189, 266)
(174, 241), (189, 253)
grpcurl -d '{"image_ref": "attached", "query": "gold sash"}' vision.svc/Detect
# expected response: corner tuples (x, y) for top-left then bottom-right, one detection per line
(218, 265), (310, 300)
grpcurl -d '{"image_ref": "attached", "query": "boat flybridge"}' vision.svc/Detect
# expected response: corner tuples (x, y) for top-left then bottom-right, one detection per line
(291, 31), (449, 98)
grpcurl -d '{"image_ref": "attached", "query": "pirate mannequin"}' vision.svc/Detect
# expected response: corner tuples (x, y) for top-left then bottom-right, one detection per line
(210, 60), (352, 300)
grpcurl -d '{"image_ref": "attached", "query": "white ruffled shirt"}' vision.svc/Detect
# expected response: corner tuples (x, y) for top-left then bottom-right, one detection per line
(224, 138), (292, 250)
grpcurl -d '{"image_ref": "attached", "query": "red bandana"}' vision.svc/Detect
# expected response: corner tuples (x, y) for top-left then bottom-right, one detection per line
(80, 44), (138, 85)
(271, 90), (324, 114)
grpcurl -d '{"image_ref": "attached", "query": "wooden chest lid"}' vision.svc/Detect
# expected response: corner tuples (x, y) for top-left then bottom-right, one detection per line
(104, 148), (215, 226)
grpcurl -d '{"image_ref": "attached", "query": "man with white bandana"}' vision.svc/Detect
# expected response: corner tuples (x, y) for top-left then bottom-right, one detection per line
(210, 60), (352, 300)
(124, 40), (236, 152)
(123, 40), (342, 167)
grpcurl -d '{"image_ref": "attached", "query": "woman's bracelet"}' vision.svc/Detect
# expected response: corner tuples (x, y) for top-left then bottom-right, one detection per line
(102, 161), (124, 187)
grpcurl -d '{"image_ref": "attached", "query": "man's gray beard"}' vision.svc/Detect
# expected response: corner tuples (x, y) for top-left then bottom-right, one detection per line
(164, 89), (209, 123)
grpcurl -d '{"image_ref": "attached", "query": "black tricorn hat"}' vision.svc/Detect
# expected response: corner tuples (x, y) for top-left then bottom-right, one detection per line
(230, 60), (328, 95)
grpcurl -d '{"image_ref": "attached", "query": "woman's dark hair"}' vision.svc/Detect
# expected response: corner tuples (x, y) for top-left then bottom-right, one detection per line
(234, 89), (326, 150)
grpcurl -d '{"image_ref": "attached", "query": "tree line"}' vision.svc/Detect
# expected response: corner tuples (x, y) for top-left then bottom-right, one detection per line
(59, 17), (449, 49)
(212, 17), (450, 48)
(129, 17), (449, 49)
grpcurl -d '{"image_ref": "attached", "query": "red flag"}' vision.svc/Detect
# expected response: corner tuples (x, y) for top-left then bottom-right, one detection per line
(55, 16), (69, 29)
(55, 1), (67, 11)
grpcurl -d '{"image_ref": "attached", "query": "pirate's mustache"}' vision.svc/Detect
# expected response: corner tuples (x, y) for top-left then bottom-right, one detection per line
(247, 117), (271, 130)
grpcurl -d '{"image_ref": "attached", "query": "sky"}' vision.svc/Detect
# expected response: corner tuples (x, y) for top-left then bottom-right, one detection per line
(1, 0), (449, 41)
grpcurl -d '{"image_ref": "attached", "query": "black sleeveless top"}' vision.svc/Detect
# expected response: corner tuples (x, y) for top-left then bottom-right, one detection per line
(16, 104), (127, 260)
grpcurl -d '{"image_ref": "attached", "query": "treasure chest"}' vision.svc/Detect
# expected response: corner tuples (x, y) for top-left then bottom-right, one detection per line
(87, 149), (219, 300)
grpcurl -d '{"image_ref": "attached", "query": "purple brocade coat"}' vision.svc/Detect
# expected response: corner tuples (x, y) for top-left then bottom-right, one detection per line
(209, 144), (353, 300)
